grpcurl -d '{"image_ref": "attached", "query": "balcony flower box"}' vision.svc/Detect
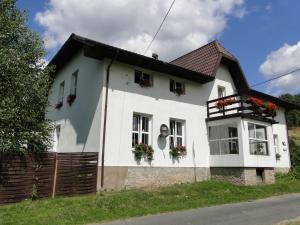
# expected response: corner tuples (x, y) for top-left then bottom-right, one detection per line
(215, 97), (237, 109)
(67, 94), (76, 106)
(55, 101), (63, 109)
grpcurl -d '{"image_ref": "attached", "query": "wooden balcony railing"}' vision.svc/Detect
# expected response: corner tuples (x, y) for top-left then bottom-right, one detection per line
(206, 94), (277, 123)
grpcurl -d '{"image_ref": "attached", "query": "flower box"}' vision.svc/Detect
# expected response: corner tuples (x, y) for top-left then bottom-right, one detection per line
(170, 145), (186, 159)
(133, 143), (154, 162)
(215, 97), (237, 109)
(139, 79), (152, 87)
(175, 87), (184, 96)
(67, 94), (76, 106)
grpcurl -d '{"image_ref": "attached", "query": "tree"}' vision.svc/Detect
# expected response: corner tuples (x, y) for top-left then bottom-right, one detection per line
(280, 93), (300, 127)
(0, 0), (53, 154)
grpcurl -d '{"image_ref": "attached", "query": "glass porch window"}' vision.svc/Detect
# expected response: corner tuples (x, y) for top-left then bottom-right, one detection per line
(248, 123), (269, 155)
(209, 123), (239, 155)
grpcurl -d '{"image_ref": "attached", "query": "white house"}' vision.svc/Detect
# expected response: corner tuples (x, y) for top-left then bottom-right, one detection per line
(47, 34), (299, 190)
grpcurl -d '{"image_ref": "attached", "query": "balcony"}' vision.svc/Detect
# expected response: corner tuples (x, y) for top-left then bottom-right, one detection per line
(206, 94), (278, 124)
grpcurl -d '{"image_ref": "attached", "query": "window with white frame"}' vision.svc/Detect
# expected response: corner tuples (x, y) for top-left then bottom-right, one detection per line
(70, 70), (78, 95)
(169, 119), (185, 149)
(58, 81), (65, 104)
(248, 123), (269, 155)
(218, 86), (226, 98)
(132, 114), (151, 147)
(274, 134), (279, 153)
(209, 123), (239, 155)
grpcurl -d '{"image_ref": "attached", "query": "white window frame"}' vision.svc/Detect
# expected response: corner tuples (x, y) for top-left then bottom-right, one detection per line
(53, 125), (61, 152)
(70, 70), (78, 95)
(134, 70), (153, 87)
(132, 113), (151, 147)
(170, 79), (185, 95)
(58, 81), (65, 104)
(169, 119), (185, 149)
(209, 124), (239, 155)
(248, 123), (269, 155)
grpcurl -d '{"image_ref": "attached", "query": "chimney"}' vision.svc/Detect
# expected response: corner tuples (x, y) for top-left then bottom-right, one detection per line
(152, 53), (158, 60)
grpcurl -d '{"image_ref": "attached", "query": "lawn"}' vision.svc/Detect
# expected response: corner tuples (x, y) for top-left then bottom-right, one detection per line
(0, 175), (300, 225)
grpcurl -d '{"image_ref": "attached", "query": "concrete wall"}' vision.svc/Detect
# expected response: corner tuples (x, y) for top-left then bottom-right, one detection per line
(46, 49), (105, 153)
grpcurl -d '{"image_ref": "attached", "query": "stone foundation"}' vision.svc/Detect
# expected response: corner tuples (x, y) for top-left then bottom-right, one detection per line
(211, 167), (275, 185)
(97, 166), (210, 190)
(275, 167), (290, 174)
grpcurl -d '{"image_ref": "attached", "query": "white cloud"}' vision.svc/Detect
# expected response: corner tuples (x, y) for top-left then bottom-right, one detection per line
(259, 41), (300, 94)
(36, 0), (245, 60)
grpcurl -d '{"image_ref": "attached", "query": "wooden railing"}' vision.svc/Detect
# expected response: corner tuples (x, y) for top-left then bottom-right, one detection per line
(206, 94), (277, 123)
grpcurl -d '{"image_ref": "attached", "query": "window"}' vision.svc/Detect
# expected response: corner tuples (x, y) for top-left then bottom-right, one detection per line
(209, 123), (239, 155)
(170, 79), (185, 95)
(274, 134), (279, 153)
(248, 123), (269, 155)
(218, 86), (226, 98)
(169, 119), (185, 149)
(54, 125), (61, 152)
(71, 70), (78, 95)
(134, 70), (153, 87)
(58, 81), (65, 104)
(132, 114), (151, 147)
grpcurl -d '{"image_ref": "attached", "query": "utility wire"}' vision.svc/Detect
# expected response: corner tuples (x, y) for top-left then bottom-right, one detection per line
(143, 0), (176, 55)
(251, 68), (300, 87)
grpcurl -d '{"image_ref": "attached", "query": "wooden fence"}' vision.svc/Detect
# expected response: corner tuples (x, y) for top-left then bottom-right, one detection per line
(0, 152), (98, 204)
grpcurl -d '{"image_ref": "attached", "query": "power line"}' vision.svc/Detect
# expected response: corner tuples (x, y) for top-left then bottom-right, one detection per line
(143, 0), (176, 55)
(251, 68), (300, 87)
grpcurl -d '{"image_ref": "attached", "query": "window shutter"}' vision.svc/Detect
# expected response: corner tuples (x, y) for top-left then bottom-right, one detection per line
(134, 70), (142, 83)
(170, 79), (175, 92)
(182, 82), (186, 95)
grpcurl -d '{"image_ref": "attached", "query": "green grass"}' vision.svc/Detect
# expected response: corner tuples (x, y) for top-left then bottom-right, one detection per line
(1, 175), (300, 225)
(289, 127), (300, 145)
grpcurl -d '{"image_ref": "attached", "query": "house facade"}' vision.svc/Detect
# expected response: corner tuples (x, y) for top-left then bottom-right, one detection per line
(47, 34), (298, 190)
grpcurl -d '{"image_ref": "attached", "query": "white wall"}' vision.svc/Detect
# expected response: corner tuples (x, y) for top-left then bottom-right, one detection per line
(102, 60), (216, 168)
(46, 49), (105, 153)
(272, 108), (291, 168)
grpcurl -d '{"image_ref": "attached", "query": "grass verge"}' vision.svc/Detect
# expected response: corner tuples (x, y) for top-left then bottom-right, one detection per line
(1, 175), (300, 225)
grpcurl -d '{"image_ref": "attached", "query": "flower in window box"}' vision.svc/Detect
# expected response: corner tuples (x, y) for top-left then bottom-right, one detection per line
(139, 79), (152, 87)
(224, 97), (237, 105)
(175, 87), (184, 96)
(55, 101), (63, 109)
(215, 100), (225, 109)
(132, 143), (154, 162)
(67, 94), (76, 106)
(263, 102), (278, 117)
(170, 145), (187, 159)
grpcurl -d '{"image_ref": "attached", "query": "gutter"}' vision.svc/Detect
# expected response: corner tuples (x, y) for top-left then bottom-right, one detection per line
(100, 50), (119, 188)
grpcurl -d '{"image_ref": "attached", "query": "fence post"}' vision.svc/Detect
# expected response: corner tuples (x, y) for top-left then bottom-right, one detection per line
(52, 153), (58, 198)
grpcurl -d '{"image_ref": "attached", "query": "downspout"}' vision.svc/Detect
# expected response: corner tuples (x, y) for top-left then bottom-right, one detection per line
(100, 50), (119, 188)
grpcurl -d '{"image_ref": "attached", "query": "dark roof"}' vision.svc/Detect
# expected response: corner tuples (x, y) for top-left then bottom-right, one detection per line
(170, 40), (236, 76)
(49, 34), (213, 84)
(49, 34), (298, 110)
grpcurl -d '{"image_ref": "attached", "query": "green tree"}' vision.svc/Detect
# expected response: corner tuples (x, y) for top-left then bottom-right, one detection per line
(280, 93), (300, 127)
(0, 0), (53, 154)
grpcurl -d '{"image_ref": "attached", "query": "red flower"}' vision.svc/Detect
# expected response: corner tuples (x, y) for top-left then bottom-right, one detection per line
(216, 100), (225, 109)
(249, 96), (264, 107)
(266, 102), (278, 111)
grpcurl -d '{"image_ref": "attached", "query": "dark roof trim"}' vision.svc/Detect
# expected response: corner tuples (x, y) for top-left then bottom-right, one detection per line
(49, 34), (214, 84)
(249, 89), (300, 110)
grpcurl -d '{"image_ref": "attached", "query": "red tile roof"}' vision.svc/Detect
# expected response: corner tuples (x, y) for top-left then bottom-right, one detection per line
(170, 40), (236, 77)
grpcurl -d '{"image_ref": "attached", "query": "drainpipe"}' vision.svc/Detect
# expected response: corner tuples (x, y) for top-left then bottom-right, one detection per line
(100, 50), (119, 188)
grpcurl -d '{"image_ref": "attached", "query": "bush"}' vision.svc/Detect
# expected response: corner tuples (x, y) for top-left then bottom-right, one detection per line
(289, 139), (300, 179)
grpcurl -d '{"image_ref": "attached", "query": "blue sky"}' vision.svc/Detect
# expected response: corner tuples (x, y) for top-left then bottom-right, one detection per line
(17, 0), (300, 95)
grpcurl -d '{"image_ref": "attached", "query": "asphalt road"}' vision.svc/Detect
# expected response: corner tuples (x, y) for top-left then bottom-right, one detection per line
(96, 193), (300, 225)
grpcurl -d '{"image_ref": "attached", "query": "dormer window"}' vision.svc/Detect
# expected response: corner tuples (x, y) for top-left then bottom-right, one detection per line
(170, 79), (185, 96)
(134, 70), (153, 87)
